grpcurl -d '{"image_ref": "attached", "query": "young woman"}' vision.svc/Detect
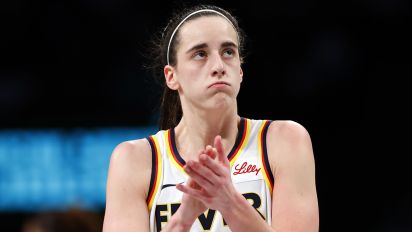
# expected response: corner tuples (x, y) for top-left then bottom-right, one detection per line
(103, 4), (319, 232)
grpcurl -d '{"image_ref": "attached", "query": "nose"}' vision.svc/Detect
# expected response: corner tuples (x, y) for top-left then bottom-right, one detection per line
(210, 54), (226, 77)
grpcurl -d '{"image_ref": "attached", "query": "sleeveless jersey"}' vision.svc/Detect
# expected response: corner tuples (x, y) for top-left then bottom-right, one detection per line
(146, 118), (274, 232)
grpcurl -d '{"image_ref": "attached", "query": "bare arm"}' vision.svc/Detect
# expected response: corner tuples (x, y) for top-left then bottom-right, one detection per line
(103, 139), (152, 232)
(268, 121), (319, 231)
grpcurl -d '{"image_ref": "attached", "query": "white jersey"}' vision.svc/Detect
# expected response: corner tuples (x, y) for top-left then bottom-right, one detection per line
(146, 118), (274, 232)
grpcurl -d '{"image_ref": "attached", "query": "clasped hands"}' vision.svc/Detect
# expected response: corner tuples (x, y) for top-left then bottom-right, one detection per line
(176, 135), (237, 212)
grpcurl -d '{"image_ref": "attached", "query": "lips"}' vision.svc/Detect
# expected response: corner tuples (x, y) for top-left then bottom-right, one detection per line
(208, 81), (230, 88)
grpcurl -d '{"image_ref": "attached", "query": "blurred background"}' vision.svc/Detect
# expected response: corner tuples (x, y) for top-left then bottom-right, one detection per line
(0, 0), (409, 231)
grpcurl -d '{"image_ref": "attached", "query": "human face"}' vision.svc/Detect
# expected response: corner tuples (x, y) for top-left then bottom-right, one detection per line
(166, 16), (243, 111)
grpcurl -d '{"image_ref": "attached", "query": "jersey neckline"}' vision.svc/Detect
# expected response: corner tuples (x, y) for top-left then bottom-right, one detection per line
(168, 117), (247, 167)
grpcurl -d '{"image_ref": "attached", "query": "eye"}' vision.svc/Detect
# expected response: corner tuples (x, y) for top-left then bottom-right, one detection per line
(193, 50), (207, 60)
(222, 48), (235, 58)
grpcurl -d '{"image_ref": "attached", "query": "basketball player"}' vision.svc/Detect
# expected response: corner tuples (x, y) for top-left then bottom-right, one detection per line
(103, 4), (319, 232)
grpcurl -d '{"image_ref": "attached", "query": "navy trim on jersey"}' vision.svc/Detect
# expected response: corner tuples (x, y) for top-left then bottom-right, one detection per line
(262, 121), (275, 186)
(170, 117), (246, 163)
(169, 129), (186, 166)
(161, 184), (176, 190)
(146, 137), (157, 203)
(161, 182), (184, 190)
(227, 117), (246, 161)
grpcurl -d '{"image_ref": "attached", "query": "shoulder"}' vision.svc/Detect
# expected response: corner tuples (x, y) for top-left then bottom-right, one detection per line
(267, 120), (311, 144)
(265, 120), (314, 173)
(107, 138), (153, 196)
(109, 138), (152, 169)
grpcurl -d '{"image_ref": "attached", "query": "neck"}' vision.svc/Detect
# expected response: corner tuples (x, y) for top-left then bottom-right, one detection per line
(174, 104), (240, 161)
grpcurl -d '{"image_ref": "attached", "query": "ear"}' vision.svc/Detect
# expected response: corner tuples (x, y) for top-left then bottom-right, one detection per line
(239, 67), (243, 83)
(164, 65), (179, 90)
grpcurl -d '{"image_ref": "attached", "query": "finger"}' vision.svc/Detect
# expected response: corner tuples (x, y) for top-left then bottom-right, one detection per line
(197, 148), (206, 157)
(190, 157), (222, 183)
(176, 183), (212, 202)
(205, 145), (216, 159)
(185, 161), (214, 189)
(212, 148), (218, 160)
(199, 153), (227, 177)
(186, 177), (201, 189)
(176, 182), (202, 195)
(214, 135), (226, 162)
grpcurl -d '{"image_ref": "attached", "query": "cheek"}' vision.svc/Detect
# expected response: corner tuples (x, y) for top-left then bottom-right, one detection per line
(185, 65), (206, 82)
(177, 69), (200, 92)
(235, 81), (241, 93)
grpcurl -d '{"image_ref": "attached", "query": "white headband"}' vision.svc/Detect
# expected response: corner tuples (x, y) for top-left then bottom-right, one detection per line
(166, 9), (237, 65)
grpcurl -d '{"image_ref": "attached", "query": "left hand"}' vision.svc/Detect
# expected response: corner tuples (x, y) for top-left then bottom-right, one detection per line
(176, 135), (237, 211)
(174, 149), (211, 224)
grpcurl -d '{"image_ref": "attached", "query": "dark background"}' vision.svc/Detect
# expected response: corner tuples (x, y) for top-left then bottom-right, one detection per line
(1, 0), (410, 231)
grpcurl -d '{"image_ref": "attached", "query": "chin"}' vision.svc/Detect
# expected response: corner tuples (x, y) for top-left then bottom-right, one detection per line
(195, 91), (236, 111)
(211, 93), (234, 109)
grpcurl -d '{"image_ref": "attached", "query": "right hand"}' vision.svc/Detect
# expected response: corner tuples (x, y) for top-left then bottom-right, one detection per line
(175, 148), (216, 224)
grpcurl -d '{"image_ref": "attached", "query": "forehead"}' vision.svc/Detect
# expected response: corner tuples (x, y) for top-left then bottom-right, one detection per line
(177, 15), (238, 48)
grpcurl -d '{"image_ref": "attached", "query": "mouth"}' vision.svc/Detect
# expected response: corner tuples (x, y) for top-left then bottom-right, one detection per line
(208, 81), (230, 88)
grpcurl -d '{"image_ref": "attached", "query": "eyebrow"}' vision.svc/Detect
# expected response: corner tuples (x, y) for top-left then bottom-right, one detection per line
(185, 41), (238, 54)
